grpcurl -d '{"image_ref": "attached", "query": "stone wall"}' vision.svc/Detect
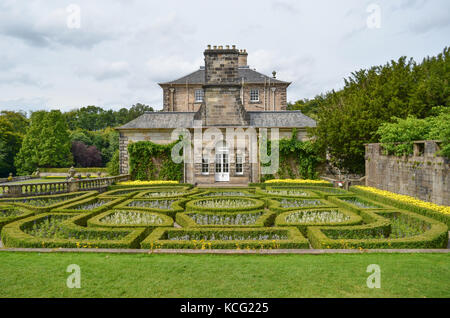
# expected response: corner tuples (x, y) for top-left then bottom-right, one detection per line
(365, 141), (449, 205)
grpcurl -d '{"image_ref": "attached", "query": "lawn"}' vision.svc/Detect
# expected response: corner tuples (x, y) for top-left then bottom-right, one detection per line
(0, 252), (448, 298)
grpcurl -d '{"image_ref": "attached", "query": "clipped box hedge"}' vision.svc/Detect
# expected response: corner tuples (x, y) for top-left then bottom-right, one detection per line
(1, 212), (148, 249)
(87, 209), (173, 229)
(307, 209), (448, 249)
(108, 183), (194, 190)
(267, 197), (335, 213)
(0, 191), (98, 213)
(176, 210), (276, 228)
(255, 188), (319, 198)
(0, 205), (35, 231)
(326, 195), (393, 214)
(141, 227), (309, 249)
(134, 187), (197, 199)
(52, 196), (126, 213)
(189, 189), (259, 199)
(115, 198), (189, 218)
(185, 197), (265, 213)
(275, 207), (363, 235)
(350, 186), (450, 227)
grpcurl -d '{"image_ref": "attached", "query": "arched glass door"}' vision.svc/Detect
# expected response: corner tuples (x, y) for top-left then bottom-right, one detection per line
(215, 141), (229, 182)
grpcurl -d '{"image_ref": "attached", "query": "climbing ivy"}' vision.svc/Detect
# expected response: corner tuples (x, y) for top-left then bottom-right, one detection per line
(261, 129), (323, 182)
(128, 140), (183, 181)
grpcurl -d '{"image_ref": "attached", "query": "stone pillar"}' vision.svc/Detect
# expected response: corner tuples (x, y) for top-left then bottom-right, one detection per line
(119, 133), (129, 175)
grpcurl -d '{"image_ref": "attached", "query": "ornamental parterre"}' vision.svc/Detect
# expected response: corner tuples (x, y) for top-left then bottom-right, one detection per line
(0, 183), (448, 250)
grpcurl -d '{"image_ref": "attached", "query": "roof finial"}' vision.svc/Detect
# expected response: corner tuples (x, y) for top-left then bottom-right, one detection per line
(272, 71), (277, 78)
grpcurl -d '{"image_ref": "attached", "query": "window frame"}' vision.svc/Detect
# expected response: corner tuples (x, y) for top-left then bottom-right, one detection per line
(235, 154), (244, 175)
(250, 89), (260, 102)
(195, 89), (204, 103)
(201, 157), (209, 175)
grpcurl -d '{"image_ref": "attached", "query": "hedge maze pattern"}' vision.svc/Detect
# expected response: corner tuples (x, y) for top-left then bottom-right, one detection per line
(0, 183), (448, 250)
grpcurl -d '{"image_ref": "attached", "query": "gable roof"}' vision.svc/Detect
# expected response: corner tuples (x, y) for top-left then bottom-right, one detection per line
(159, 68), (290, 86)
(117, 111), (315, 130)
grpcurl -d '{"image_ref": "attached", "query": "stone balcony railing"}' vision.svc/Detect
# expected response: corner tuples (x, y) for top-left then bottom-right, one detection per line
(0, 175), (130, 198)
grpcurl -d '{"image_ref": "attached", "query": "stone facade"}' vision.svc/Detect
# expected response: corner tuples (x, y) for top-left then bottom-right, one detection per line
(117, 45), (316, 185)
(365, 141), (449, 205)
(160, 47), (290, 112)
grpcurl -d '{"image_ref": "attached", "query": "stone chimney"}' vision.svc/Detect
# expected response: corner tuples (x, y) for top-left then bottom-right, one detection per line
(238, 49), (248, 68)
(196, 45), (249, 126)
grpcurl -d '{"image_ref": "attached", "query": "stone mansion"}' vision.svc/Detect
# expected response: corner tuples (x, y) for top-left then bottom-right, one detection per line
(117, 45), (316, 185)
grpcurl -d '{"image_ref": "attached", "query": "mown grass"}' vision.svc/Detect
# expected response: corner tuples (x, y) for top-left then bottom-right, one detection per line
(0, 252), (448, 298)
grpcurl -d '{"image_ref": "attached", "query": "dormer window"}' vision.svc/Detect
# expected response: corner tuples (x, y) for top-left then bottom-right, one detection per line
(250, 89), (259, 102)
(195, 89), (204, 102)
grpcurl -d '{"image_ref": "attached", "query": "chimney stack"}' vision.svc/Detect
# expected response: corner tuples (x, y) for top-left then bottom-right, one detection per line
(238, 49), (248, 68)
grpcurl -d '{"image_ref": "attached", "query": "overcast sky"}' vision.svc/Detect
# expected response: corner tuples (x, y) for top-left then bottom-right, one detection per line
(0, 0), (449, 113)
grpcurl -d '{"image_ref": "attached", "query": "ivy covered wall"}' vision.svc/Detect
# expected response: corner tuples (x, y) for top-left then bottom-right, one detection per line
(128, 141), (183, 181)
(261, 129), (323, 182)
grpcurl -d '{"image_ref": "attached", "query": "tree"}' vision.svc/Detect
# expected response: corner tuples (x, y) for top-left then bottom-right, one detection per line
(14, 111), (47, 175)
(107, 149), (120, 176)
(311, 47), (449, 173)
(71, 141), (102, 167)
(0, 117), (23, 177)
(38, 110), (73, 168)
(15, 111), (73, 174)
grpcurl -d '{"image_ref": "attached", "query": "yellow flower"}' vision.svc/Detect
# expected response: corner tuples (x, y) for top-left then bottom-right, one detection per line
(265, 179), (330, 185)
(354, 186), (450, 215)
(118, 180), (179, 186)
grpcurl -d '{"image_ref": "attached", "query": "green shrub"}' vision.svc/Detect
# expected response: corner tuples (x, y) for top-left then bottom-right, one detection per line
(141, 227), (309, 249)
(307, 209), (448, 249)
(115, 198), (189, 218)
(52, 196), (126, 213)
(87, 210), (173, 229)
(350, 186), (450, 226)
(275, 208), (362, 235)
(267, 197), (334, 213)
(176, 210), (275, 228)
(185, 197), (265, 213)
(0, 191), (98, 212)
(1, 212), (148, 249)
(0, 205), (35, 231)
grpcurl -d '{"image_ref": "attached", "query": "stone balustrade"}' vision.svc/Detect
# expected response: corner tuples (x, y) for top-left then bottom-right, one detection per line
(0, 175), (130, 198)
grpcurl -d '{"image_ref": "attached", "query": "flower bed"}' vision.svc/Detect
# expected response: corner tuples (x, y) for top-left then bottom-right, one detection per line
(307, 209), (448, 249)
(327, 195), (391, 214)
(116, 198), (188, 218)
(0, 191), (97, 212)
(176, 210), (275, 228)
(267, 197), (333, 212)
(117, 180), (179, 186)
(185, 197), (265, 212)
(351, 186), (450, 226)
(190, 189), (258, 198)
(0, 205), (35, 231)
(264, 179), (332, 186)
(255, 188), (318, 198)
(87, 210), (173, 229)
(275, 208), (362, 235)
(1, 212), (147, 248)
(53, 196), (125, 213)
(134, 187), (196, 199)
(141, 227), (309, 249)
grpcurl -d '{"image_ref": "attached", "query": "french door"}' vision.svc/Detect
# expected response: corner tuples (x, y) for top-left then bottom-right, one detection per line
(215, 152), (229, 182)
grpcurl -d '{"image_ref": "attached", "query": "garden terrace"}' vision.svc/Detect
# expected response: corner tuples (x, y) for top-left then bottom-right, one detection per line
(0, 182), (447, 250)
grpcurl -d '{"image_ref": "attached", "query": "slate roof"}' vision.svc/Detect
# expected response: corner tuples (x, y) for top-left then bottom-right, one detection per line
(117, 111), (315, 130)
(159, 67), (290, 85)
